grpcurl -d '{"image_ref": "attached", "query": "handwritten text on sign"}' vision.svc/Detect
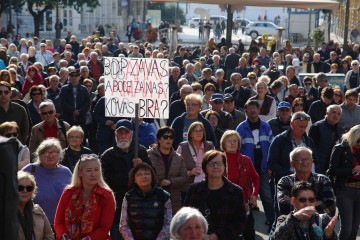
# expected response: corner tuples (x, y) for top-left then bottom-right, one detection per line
(104, 57), (169, 118)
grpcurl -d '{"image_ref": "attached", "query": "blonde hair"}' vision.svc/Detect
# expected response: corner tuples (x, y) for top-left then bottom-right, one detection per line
(66, 125), (84, 138)
(342, 125), (360, 149)
(220, 130), (241, 152)
(18, 171), (37, 199)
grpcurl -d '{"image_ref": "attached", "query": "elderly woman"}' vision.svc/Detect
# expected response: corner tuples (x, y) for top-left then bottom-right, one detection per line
(249, 77), (276, 122)
(148, 126), (187, 214)
(344, 60), (360, 90)
(0, 121), (30, 170)
(177, 122), (214, 193)
(54, 154), (115, 239)
(120, 162), (172, 240)
(7, 43), (20, 60)
(220, 130), (260, 240)
(271, 182), (337, 240)
(328, 124), (360, 239)
(22, 138), (72, 228)
(277, 76), (290, 102)
(171, 93), (217, 149)
(61, 126), (92, 172)
(184, 150), (247, 240)
(170, 207), (208, 240)
(17, 171), (54, 240)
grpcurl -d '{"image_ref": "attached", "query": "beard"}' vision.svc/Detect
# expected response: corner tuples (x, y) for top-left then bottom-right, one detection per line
(116, 139), (131, 149)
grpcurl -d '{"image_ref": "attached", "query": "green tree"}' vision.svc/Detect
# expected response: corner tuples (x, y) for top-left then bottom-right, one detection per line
(0, 0), (25, 23)
(148, 2), (186, 24)
(27, 0), (100, 37)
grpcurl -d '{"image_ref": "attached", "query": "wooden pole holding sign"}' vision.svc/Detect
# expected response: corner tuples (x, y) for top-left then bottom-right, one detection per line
(134, 103), (139, 158)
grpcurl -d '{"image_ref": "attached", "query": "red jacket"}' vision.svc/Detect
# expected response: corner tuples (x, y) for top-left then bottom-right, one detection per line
(54, 184), (115, 240)
(226, 152), (260, 202)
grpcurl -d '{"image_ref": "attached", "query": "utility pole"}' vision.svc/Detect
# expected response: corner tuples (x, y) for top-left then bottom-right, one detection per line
(226, 5), (233, 47)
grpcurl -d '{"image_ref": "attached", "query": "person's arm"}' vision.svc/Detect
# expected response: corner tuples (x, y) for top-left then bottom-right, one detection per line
(119, 197), (135, 240)
(277, 177), (293, 215)
(308, 124), (320, 144)
(54, 189), (72, 238)
(270, 214), (297, 240)
(87, 192), (116, 239)
(316, 176), (337, 217)
(267, 136), (291, 180)
(19, 107), (29, 144)
(247, 158), (260, 198)
(155, 199), (172, 240)
(328, 144), (353, 178)
(167, 157), (187, 188)
(18, 146), (30, 170)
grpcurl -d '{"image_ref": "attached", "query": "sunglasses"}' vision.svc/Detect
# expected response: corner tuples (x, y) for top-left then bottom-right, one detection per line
(80, 153), (99, 162)
(5, 132), (18, 138)
(31, 92), (42, 96)
(293, 116), (310, 121)
(249, 77), (256, 80)
(41, 110), (54, 116)
(18, 185), (34, 192)
(304, 82), (312, 85)
(29, 69), (36, 72)
(162, 134), (174, 140)
(69, 73), (80, 77)
(294, 103), (304, 107)
(213, 100), (223, 105)
(334, 93), (342, 97)
(352, 64), (358, 66)
(206, 88), (215, 92)
(85, 85), (92, 88)
(297, 197), (316, 204)
(193, 88), (201, 91)
(279, 108), (290, 112)
(1, 73), (9, 76)
(0, 90), (10, 95)
(207, 161), (224, 167)
(224, 99), (234, 103)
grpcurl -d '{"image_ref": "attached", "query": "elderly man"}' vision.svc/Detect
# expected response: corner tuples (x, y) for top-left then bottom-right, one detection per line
(113, 42), (128, 57)
(268, 101), (292, 137)
(339, 89), (360, 131)
(180, 63), (199, 84)
(209, 54), (226, 77)
(224, 72), (251, 111)
(101, 119), (154, 240)
(35, 43), (54, 69)
(29, 100), (70, 155)
(307, 53), (325, 73)
(276, 147), (336, 218)
(198, 68), (217, 90)
(87, 51), (104, 83)
(236, 100), (275, 228)
(201, 93), (233, 130)
(79, 65), (96, 91)
(309, 105), (344, 174)
(167, 84), (192, 126)
(234, 57), (251, 78)
(223, 93), (245, 129)
(59, 67), (90, 127)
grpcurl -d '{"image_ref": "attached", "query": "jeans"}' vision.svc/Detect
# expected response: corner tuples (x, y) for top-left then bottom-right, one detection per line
(259, 173), (275, 226)
(336, 186), (360, 240)
(110, 222), (123, 240)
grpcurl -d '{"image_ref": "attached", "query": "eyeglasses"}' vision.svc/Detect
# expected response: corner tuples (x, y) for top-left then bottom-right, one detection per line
(162, 134), (174, 140)
(206, 88), (215, 92)
(293, 158), (312, 164)
(193, 88), (201, 91)
(69, 73), (80, 77)
(207, 161), (224, 167)
(0, 90), (10, 95)
(4, 132), (17, 138)
(31, 92), (42, 96)
(334, 93), (342, 97)
(41, 110), (54, 116)
(43, 150), (59, 157)
(85, 85), (92, 88)
(297, 197), (316, 203)
(352, 64), (358, 66)
(193, 129), (203, 134)
(135, 171), (151, 177)
(213, 100), (223, 105)
(1, 73), (9, 76)
(249, 77), (256, 80)
(224, 99), (234, 103)
(293, 116), (310, 121)
(225, 139), (238, 144)
(294, 103), (304, 107)
(29, 69), (36, 72)
(304, 82), (312, 86)
(18, 185), (34, 192)
(186, 103), (199, 108)
(279, 108), (290, 112)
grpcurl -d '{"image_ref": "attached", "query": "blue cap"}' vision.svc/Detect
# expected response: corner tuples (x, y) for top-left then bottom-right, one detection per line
(115, 119), (133, 131)
(277, 101), (291, 109)
(210, 93), (224, 101)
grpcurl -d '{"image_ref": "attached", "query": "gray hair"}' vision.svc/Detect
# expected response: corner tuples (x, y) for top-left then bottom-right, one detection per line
(170, 207), (208, 239)
(291, 111), (310, 122)
(177, 78), (189, 87)
(39, 100), (55, 111)
(326, 104), (342, 114)
(289, 146), (313, 162)
(34, 138), (64, 165)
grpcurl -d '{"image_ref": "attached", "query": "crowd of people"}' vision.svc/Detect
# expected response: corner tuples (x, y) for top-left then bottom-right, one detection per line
(1, 27), (360, 240)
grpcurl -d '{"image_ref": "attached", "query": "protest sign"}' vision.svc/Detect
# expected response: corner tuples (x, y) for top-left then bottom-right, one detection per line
(104, 57), (169, 118)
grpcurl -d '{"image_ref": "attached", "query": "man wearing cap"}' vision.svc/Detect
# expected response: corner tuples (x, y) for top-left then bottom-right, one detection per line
(128, 45), (143, 58)
(309, 104), (344, 174)
(267, 101), (292, 137)
(101, 119), (153, 240)
(59, 67), (90, 127)
(223, 93), (245, 129)
(236, 100), (275, 228)
(201, 93), (233, 130)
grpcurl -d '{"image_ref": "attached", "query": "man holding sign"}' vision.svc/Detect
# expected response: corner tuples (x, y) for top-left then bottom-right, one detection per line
(101, 119), (154, 240)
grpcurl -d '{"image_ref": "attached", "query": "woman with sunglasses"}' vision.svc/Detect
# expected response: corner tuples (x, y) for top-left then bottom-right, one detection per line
(22, 65), (43, 96)
(147, 126), (187, 214)
(202, 82), (216, 110)
(205, 110), (224, 149)
(271, 181), (337, 240)
(0, 69), (21, 91)
(27, 85), (46, 128)
(184, 150), (247, 240)
(332, 88), (344, 105)
(54, 154), (115, 240)
(328, 124), (360, 239)
(18, 171), (54, 240)
(0, 121), (30, 170)
(120, 162), (172, 240)
(22, 138), (72, 230)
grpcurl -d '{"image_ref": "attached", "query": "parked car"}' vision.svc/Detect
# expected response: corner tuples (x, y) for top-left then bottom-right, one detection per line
(245, 21), (280, 39)
(189, 15), (227, 28)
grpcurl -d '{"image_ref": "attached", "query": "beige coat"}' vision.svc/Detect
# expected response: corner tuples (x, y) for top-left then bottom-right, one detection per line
(147, 146), (187, 213)
(29, 119), (70, 155)
(18, 204), (54, 240)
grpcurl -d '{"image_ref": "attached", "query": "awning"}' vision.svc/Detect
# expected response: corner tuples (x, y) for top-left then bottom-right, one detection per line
(151, 0), (340, 11)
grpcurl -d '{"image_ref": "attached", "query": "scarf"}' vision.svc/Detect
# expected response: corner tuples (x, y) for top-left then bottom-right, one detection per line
(18, 200), (34, 240)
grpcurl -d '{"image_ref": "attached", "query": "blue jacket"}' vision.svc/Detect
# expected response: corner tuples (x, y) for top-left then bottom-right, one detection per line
(171, 113), (217, 150)
(132, 121), (156, 149)
(236, 119), (273, 173)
